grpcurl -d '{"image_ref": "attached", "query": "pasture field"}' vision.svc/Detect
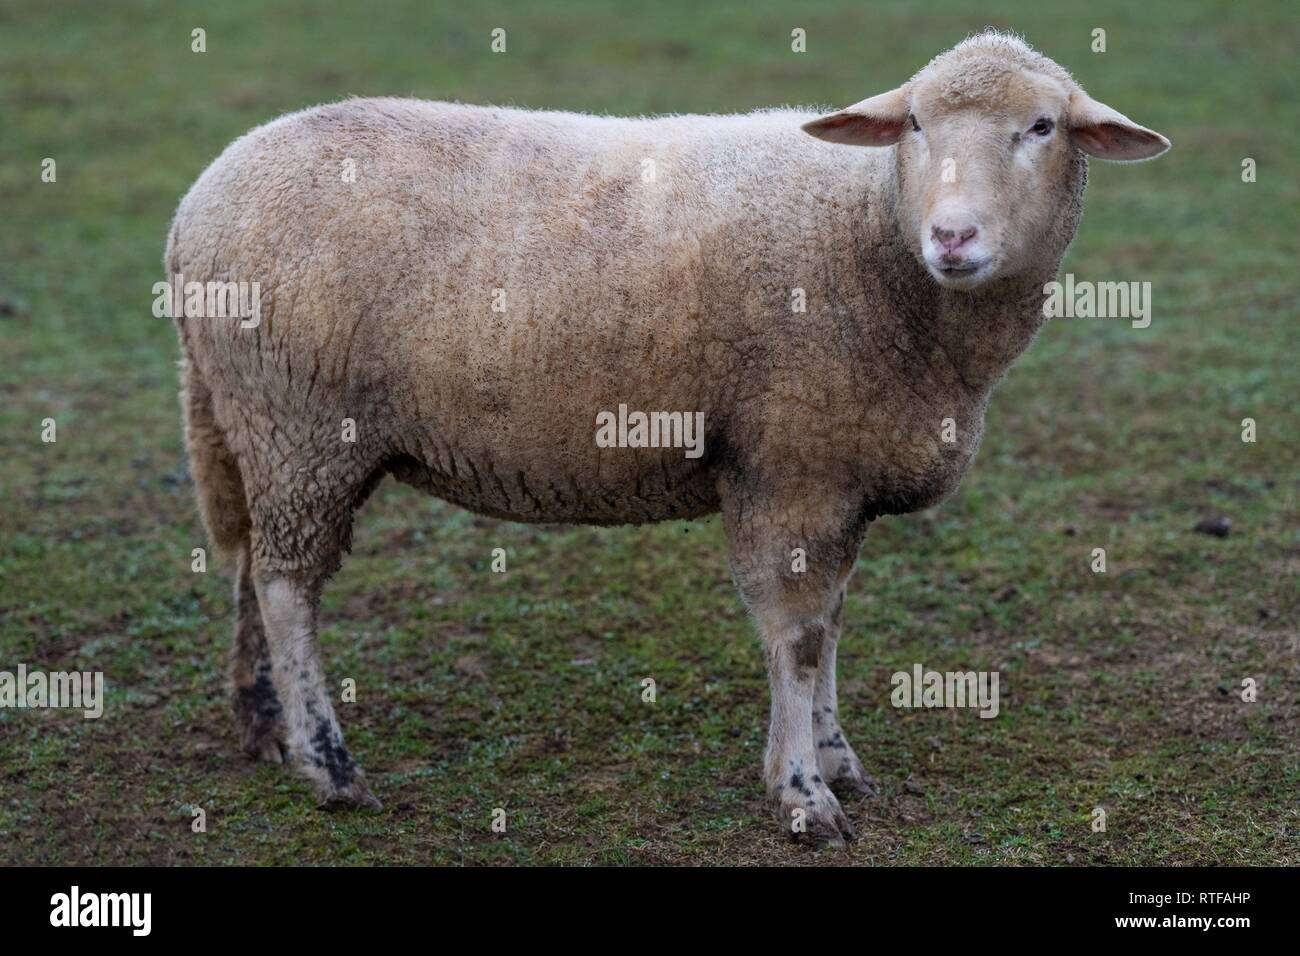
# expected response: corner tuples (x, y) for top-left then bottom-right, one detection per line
(0, 0), (1296, 865)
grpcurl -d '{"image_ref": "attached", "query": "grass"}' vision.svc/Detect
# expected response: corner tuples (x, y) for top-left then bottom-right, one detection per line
(0, 0), (1297, 865)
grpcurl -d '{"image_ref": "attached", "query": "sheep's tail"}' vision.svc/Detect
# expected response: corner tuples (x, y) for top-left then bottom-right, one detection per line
(164, 207), (250, 557)
(166, 210), (251, 557)
(180, 356), (251, 556)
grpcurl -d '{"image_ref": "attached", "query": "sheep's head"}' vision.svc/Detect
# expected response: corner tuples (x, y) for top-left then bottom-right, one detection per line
(802, 32), (1170, 291)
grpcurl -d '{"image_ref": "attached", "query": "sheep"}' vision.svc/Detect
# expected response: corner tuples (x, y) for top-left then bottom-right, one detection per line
(167, 30), (1169, 845)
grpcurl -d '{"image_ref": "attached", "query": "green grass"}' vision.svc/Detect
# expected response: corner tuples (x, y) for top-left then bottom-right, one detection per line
(1, 0), (1297, 865)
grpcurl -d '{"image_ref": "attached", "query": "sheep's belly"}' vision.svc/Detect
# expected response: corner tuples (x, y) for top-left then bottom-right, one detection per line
(386, 451), (721, 526)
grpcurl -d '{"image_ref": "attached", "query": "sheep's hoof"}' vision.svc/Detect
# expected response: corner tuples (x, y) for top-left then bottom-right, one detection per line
(316, 776), (383, 813)
(241, 726), (288, 764)
(771, 784), (856, 848)
(828, 757), (880, 801)
(816, 736), (879, 801)
(235, 713), (289, 764)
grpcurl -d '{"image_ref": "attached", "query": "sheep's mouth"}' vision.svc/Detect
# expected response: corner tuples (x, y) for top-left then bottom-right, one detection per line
(926, 256), (993, 288)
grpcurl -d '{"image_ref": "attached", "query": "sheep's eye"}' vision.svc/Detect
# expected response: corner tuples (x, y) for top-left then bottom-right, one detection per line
(1030, 117), (1054, 136)
(909, 113), (921, 133)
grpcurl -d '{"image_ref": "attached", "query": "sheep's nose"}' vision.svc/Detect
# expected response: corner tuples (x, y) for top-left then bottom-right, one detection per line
(931, 223), (979, 254)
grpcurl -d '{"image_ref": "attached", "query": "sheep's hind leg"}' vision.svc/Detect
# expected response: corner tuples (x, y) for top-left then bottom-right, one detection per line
(254, 572), (381, 810)
(813, 582), (879, 799)
(231, 542), (287, 763)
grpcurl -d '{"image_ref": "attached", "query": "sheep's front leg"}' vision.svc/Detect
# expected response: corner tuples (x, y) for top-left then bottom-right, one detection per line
(723, 483), (870, 846)
(254, 574), (381, 810)
(813, 583), (879, 798)
(758, 605), (856, 845)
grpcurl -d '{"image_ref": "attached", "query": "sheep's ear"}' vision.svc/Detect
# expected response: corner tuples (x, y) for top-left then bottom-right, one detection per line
(802, 86), (910, 146)
(1066, 90), (1170, 161)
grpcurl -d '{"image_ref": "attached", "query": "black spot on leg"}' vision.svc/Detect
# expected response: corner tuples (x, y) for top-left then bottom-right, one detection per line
(310, 718), (356, 788)
(793, 621), (825, 670)
(235, 668), (282, 725)
(817, 730), (847, 750)
(789, 771), (813, 798)
(234, 664), (287, 759)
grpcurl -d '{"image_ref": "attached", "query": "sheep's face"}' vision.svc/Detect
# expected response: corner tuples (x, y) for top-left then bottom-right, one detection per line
(897, 64), (1078, 290)
(802, 37), (1169, 292)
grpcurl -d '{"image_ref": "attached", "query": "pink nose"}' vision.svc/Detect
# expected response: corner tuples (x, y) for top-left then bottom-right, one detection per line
(931, 223), (979, 254)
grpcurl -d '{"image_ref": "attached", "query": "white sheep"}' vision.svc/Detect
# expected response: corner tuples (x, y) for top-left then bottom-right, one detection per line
(167, 30), (1168, 844)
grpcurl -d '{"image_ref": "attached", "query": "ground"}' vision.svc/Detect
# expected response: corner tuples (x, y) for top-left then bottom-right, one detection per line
(0, 0), (1296, 865)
